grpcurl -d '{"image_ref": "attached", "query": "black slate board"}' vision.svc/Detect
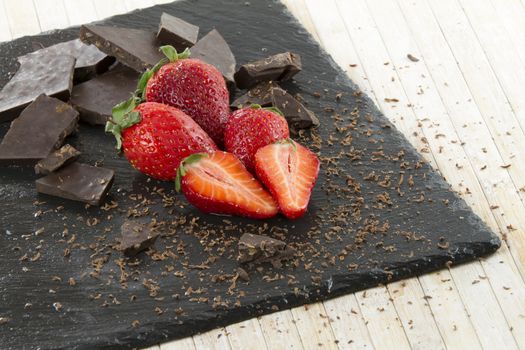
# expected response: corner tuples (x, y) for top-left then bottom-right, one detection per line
(0, 1), (500, 349)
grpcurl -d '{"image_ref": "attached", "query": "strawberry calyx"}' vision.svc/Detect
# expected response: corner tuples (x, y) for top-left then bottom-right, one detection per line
(135, 46), (191, 100)
(175, 153), (207, 192)
(105, 96), (142, 150)
(248, 104), (284, 117)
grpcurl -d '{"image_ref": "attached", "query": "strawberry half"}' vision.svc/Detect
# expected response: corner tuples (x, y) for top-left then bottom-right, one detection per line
(176, 152), (278, 219)
(224, 105), (289, 171)
(254, 140), (320, 219)
(140, 46), (230, 146)
(105, 101), (217, 181)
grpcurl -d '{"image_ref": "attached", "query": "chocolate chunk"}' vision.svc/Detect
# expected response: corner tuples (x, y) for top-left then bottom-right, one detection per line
(119, 220), (159, 256)
(34, 144), (81, 175)
(271, 87), (319, 129)
(232, 84), (318, 128)
(156, 13), (199, 51)
(80, 25), (163, 72)
(0, 95), (79, 165)
(0, 54), (75, 123)
(190, 29), (236, 86)
(237, 267), (250, 282)
(234, 52), (302, 89)
(35, 163), (114, 206)
(238, 233), (296, 268)
(231, 81), (279, 108)
(70, 65), (139, 125)
(20, 39), (114, 83)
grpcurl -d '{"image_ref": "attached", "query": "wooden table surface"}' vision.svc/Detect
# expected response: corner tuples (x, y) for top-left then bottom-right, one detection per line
(2, 0), (525, 349)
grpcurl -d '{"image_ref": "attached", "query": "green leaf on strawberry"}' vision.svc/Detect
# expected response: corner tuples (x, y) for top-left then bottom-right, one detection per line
(105, 97), (142, 150)
(175, 153), (207, 192)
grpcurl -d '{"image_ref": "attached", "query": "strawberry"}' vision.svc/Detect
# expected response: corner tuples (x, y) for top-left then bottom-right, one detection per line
(137, 46), (229, 146)
(254, 140), (320, 219)
(105, 101), (217, 181)
(224, 105), (289, 171)
(175, 152), (278, 219)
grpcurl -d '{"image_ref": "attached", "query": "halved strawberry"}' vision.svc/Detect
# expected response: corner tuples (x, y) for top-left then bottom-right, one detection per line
(254, 140), (320, 219)
(176, 152), (278, 219)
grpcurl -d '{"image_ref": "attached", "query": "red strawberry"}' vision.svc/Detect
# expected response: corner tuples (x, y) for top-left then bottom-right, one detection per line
(176, 152), (278, 219)
(105, 101), (217, 181)
(140, 46), (229, 146)
(224, 105), (289, 171)
(254, 140), (320, 219)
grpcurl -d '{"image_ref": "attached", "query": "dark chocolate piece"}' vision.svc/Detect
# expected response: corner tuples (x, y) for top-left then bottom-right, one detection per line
(271, 87), (319, 129)
(0, 95), (78, 165)
(71, 65), (139, 125)
(231, 81), (279, 108)
(119, 220), (159, 256)
(35, 163), (114, 206)
(0, 55), (75, 123)
(80, 25), (163, 72)
(190, 29), (236, 86)
(20, 39), (114, 83)
(234, 52), (302, 89)
(34, 144), (81, 175)
(238, 233), (296, 268)
(156, 13), (199, 51)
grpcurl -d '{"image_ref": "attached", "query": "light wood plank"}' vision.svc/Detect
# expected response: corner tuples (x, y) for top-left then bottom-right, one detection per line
(4, 0), (40, 38)
(124, 0), (155, 11)
(143, 345), (160, 350)
(323, 295), (375, 349)
(0, 0), (13, 42)
(62, 0), (98, 26)
(160, 336), (196, 350)
(258, 311), (305, 350)
(92, 0), (127, 20)
(33, 0), (69, 32)
(193, 327), (231, 350)
(455, 0), (525, 135)
(226, 318), (268, 350)
(388, 279), (446, 350)
(419, 271), (482, 349)
(355, 287), (412, 349)
(291, 303), (339, 350)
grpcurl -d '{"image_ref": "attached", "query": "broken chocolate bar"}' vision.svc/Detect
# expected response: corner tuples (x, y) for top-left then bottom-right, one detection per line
(0, 55), (75, 123)
(0, 95), (78, 165)
(35, 163), (114, 206)
(156, 13), (199, 51)
(71, 65), (139, 125)
(234, 52), (302, 89)
(20, 39), (114, 83)
(119, 220), (159, 256)
(80, 25), (164, 72)
(271, 87), (319, 129)
(190, 29), (236, 86)
(238, 233), (296, 268)
(34, 144), (81, 175)
(231, 81), (279, 108)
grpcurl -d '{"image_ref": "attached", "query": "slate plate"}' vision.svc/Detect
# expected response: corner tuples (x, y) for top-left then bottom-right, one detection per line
(0, 0), (500, 349)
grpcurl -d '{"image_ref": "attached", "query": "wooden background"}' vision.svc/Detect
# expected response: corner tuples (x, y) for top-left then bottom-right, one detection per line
(1, 0), (525, 348)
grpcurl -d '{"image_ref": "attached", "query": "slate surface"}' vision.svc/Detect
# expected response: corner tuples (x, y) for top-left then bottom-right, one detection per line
(0, 0), (500, 349)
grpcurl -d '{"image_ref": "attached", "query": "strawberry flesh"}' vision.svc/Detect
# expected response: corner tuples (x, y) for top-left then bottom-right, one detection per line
(255, 141), (320, 219)
(145, 58), (230, 146)
(122, 102), (217, 180)
(180, 152), (278, 219)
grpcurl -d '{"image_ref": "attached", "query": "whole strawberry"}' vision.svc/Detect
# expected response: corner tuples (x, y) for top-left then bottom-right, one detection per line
(224, 105), (289, 171)
(139, 46), (229, 146)
(105, 101), (217, 181)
